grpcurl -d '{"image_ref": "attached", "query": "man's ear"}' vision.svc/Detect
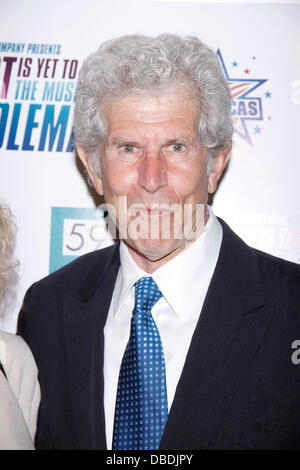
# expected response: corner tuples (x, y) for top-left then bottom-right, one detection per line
(208, 141), (232, 194)
(76, 145), (104, 196)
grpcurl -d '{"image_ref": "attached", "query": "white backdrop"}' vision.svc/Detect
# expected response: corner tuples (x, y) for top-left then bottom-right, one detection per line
(1, 0), (300, 331)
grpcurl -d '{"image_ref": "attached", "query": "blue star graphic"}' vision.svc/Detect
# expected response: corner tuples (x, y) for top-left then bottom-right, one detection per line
(254, 126), (261, 134)
(217, 49), (268, 145)
(232, 61), (238, 67)
(265, 91), (272, 98)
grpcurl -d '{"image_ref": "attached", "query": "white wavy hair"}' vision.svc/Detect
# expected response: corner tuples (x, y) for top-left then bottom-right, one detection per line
(0, 203), (19, 319)
(74, 34), (233, 175)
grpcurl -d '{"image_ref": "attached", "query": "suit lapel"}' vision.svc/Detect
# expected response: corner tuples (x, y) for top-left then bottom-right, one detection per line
(63, 244), (120, 449)
(160, 219), (275, 450)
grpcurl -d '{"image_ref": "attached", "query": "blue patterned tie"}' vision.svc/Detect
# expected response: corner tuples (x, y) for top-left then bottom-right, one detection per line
(112, 276), (168, 450)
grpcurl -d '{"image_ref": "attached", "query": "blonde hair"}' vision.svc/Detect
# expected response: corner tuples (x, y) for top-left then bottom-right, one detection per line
(0, 203), (19, 319)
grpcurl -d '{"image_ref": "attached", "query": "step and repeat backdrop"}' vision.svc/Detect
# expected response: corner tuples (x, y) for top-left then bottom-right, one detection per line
(1, 0), (300, 331)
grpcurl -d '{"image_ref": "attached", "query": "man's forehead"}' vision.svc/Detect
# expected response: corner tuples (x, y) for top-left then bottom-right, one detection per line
(102, 90), (199, 129)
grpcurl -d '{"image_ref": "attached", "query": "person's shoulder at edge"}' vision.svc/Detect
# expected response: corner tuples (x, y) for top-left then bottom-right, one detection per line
(0, 330), (41, 440)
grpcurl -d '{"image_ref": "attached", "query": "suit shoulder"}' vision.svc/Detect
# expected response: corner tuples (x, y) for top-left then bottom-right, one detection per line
(219, 217), (300, 284)
(254, 248), (300, 281)
(253, 248), (300, 307)
(27, 243), (119, 298)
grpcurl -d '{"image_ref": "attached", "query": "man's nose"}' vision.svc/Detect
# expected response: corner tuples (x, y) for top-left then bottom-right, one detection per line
(137, 150), (168, 193)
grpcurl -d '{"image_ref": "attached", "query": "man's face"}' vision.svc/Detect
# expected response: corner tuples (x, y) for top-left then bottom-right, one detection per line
(78, 88), (229, 267)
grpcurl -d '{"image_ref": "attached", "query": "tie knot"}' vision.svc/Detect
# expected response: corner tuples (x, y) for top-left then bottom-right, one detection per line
(134, 277), (162, 312)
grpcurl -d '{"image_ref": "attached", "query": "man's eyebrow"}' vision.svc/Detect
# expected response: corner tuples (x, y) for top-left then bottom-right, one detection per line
(108, 137), (141, 146)
(164, 136), (197, 145)
(165, 136), (188, 144)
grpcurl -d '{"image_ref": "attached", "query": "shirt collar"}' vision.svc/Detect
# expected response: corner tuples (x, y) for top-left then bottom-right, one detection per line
(113, 206), (223, 319)
(112, 241), (148, 318)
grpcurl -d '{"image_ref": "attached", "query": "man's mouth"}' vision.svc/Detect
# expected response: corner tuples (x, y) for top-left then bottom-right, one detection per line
(129, 204), (174, 216)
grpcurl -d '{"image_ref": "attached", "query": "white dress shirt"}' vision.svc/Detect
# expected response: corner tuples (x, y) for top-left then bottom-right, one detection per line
(103, 206), (223, 449)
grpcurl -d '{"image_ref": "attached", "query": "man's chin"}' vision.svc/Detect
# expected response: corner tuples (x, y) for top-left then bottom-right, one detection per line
(125, 237), (186, 263)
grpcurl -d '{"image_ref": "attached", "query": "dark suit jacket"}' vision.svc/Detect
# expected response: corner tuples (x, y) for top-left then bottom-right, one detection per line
(17, 218), (300, 450)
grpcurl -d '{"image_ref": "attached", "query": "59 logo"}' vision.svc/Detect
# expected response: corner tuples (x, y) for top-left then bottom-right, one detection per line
(49, 207), (114, 273)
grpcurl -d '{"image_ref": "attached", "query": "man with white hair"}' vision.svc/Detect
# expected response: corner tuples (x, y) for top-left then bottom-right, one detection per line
(18, 34), (300, 450)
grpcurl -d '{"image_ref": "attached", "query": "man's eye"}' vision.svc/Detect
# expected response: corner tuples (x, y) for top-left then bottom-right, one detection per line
(169, 143), (186, 152)
(121, 145), (136, 153)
